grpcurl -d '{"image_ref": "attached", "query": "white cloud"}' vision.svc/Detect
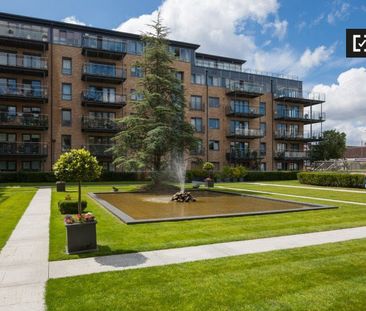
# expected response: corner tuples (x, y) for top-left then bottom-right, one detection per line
(312, 67), (366, 145)
(299, 45), (334, 70)
(327, 1), (350, 25)
(62, 16), (87, 26)
(262, 18), (288, 40)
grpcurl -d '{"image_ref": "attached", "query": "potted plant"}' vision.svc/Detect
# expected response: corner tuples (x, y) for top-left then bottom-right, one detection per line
(203, 162), (215, 188)
(53, 149), (102, 254)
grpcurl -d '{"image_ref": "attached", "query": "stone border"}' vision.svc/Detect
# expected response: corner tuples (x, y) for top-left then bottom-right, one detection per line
(88, 189), (338, 224)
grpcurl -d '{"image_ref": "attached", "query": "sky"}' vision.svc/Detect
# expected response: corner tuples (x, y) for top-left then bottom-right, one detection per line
(2, 0), (366, 145)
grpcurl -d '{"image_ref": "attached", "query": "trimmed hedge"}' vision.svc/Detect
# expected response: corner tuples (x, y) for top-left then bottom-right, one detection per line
(58, 200), (87, 214)
(297, 172), (365, 188)
(0, 171), (147, 183)
(245, 171), (298, 181)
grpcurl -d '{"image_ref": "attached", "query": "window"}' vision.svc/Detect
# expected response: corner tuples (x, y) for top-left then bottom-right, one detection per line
(130, 89), (144, 101)
(191, 74), (205, 85)
(288, 162), (299, 171)
(207, 76), (220, 87)
(102, 162), (115, 172)
(23, 80), (41, 97)
(62, 83), (72, 101)
(191, 118), (203, 132)
(61, 109), (72, 126)
(260, 163), (266, 171)
(0, 133), (16, 142)
(208, 118), (220, 129)
(23, 107), (41, 114)
(170, 47), (191, 62)
(127, 40), (143, 55)
(260, 122), (266, 135)
(131, 66), (143, 77)
(22, 160), (41, 171)
(0, 161), (16, 171)
(260, 143), (266, 156)
(0, 51), (16, 66)
(259, 102), (266, 115)
(23, 53), (42, 69)
(22, 134), (40, 142)
(190, 96), (203, 111)
(191, 139), (203, 155)
(276, 162), (283, 170)
(276, 143), (286, 152)
(230, 100), (249, 113)
(62, 58), (72, 75)
(176, 71), (184, 81)
(87, 86), (116, 103)
(89, 111), (115, 119)
(0, 78), (16, 95)
(209, 140), (220, 151)
(208, 97), (220, 108)
(53, 29), (81, 46)
(61, 135), (71, 152)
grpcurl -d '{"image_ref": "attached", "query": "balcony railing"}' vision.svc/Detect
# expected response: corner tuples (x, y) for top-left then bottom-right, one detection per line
(226, 105), (264, 118)
(81, 116), (121, 132)
(274, 150), (310, 160)
(85, 144), (113, 157)
(190, 147), (205, 156)
(226, 82), (264, 98)
(275, 131), (323, 141)
(0, 83), (48, 102)
(81, 90), (126, 108)
(226, 149), (261, 162)
(0, 52), (48, 75)
(82, 63), (126, 83)
(0, 112), (48, 129)
(274, 88), (325, 105)
(82, 36), (127, 59)
(0, 142), (48, 156)
(227, 128), (264, 139)
(274, 110), (325, 123)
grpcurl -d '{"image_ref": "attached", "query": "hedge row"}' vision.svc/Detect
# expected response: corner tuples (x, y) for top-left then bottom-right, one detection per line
(297, 172), (365, 188)
(0, 171), (147, 183)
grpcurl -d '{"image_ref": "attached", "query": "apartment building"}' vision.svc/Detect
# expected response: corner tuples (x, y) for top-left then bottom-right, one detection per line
(0, 12), (325, 173)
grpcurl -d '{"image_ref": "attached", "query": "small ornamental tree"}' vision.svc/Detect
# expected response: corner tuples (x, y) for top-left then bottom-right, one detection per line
(202, 162), (214, 178)
(53, 149), (102, 215)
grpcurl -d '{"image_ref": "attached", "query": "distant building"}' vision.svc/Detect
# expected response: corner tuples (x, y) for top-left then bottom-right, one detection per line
(344, 146), (366, 160)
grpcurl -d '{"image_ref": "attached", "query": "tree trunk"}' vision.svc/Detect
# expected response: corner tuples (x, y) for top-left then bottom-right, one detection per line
(78, 180), (82, 215)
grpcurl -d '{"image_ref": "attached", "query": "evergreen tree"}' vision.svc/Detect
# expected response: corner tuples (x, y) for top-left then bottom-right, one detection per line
(111, 14), (196, 184)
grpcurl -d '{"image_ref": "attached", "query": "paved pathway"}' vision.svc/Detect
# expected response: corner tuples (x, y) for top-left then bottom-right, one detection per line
(216, 186), (366, 206)
(0, 188), (51, 311)
(246, 182), (366, 194)
(49, 226), (366, 279)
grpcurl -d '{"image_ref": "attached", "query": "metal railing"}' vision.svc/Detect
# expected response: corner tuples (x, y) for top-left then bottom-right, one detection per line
(0, 83), (48, 99)
(85, 144), (113, 157)
(226, 149), (259, 161)
(0, 112), (48, 128)
(227, 82), (264, 94)
(82, 36), (127, 53)
(228, 128), (264, 138)
(81, 90), (126, 105)
(275, 130), (323, 140)
(274, 88), (325, 101)
(0, 23), (49, 42)
(81, 116), (120, 131)
(226, 105), (264, 117)
(82, 63), (126, 79)
(274, 110), (325, 121)
(0, 142), (48, 156)
(0, 52), (48, 70)
(275, 150), (309, 159)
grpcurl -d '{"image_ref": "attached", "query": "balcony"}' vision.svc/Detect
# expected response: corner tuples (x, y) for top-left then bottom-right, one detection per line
(227, 128), (264, 139)
(0, 52), (48, 76)
(274, 150), (310, 160)
(82, 63), (126, 84)
(274, 89), (325, 106)
(81, 116), (121, 133)
(225, 105), (264, 118)
(0, 142), (48, 157)
(85, 144), (113, 158)
(275, 131), (323, 142)
(274, 110), (325, 124)
(190, 147), (205, 156)
(226, 149), (262, 163)
(81, 90), (126, 108)
(0, 112), (48, 130)
(0, 23), (49, 50)
(82, 36), (127, 60)
(226, 83), (264, 98)
(0, 83), (48, 103)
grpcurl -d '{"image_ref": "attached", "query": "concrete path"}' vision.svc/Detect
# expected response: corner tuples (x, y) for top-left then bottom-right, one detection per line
(246, 182), (366, 194)
(49, 226), (366, 279)
(0, 188), (51, 311)
(216, 186), (366, 206)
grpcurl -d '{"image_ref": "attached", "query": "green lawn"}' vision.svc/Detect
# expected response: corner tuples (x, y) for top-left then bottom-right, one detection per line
(0, 186), (37, 250)
(49, 181), (366, 261)
(46, 238), (366, 311)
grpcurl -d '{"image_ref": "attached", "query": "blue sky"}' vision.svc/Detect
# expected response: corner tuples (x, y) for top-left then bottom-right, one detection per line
(2, 0), (366, 144)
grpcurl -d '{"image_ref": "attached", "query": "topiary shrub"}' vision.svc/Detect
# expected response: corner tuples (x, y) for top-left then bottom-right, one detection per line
(298, 172), (364, 188)
(58, 200), (87, 214)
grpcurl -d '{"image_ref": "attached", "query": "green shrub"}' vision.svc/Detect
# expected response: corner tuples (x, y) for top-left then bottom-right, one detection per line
(186, 169), (207, 181)
(221, 166), (234, 179)
(58, 200), (88, 214)
(233, 166), (248, 179)
(245, 171), (298, 181)
(298, 172), (364, 188)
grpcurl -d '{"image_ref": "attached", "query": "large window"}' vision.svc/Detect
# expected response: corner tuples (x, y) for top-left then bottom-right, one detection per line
(53, 29), (81, 46)
(207, 76), (220, 87)
(209, 140), (220, 151)
(260, 143), (266, 156)
(61, 135), (71, 152)
(0, 161), (16, 171)
(130, 89), (144, 101)
(131, 66), (143, 77)
(62, 58), (72, 75)
(190, 96), (203, 111)
(208, 118), (220, 129)
(208, 97), (220, 108)
(170, 46), (191, 62)
(127, 40), (143, 55)
(191, 118), (203, 132)
(22, 160), (41, 171)
(260, 122), (266, 135)
(61, 109), (72, 126)
(230, 100), (249, 113)
(62, 83), (72, 101)
(259, 102), (266, 115)
(191, 74), (205, 85)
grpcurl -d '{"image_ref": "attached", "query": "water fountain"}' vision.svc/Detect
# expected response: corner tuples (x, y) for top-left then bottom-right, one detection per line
(170, 155), (196, 202)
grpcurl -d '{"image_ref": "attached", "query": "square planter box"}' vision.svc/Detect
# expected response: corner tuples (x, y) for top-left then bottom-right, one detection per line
(205, 180), (214, 188)
(56, 181), (66, 192)
(65, 221), (97, 254)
